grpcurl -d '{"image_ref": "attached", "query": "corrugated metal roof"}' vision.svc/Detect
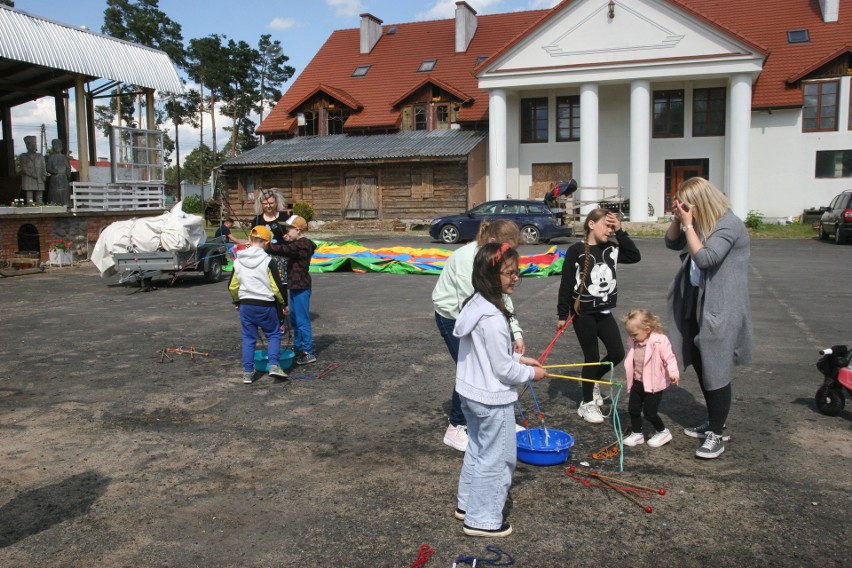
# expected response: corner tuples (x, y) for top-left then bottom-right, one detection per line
(0, 5), (183, 93)
(222, 130), (487, 168)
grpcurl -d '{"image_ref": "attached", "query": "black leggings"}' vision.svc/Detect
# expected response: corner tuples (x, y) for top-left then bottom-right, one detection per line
(691, 343), (732, 435)
(571, 311), (625, 403)
(628, 382), (665, 432)
(686, 287), (731, 435)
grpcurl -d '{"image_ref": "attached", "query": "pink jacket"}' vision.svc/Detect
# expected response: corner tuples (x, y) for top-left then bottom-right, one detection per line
(624, 332), (679, 393)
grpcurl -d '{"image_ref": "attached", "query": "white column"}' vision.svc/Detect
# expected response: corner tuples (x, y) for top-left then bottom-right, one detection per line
(727, 73), (752, 219)
(579, 83), (599, 214)
(630, 80), (651, 221)
(488, 89), (508, 201)
(74, 74), (89, 183)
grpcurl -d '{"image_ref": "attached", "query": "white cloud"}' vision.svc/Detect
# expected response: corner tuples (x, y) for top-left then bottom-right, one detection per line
(326, 0), (365, 18)
(527, 0), (561, 9)
(268, 17), (297, 30)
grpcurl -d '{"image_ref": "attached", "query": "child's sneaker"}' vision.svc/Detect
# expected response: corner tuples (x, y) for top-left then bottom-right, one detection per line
(242, 371), (256, 384)
(268, 365), (288, 380)
(623, 432), (645, 446)
(695, 431), (725, 458)
(577, 401), (604, 424)
(647, 428), (672, 448)
(592, 383), (604, 406)
(683, 422), (730, 441)
(443, 424), (468, 452)
(463, 523), (512, 537)
(296, 352), (317, 365)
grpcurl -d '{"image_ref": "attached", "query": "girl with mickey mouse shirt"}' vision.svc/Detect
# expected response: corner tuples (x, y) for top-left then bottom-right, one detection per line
(557, 208), (641, 424)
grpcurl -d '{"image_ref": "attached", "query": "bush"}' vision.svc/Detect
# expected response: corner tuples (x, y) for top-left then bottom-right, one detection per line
(182, 195), (203, 214)
(293, 201), (314, 222)
(745, 210), (764, 230)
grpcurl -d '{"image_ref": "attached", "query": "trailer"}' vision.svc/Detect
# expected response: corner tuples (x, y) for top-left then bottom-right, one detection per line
(114, 238), (227, 289)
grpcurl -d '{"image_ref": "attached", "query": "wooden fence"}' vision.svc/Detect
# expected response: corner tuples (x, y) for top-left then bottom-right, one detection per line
(71, 183), (165, 212)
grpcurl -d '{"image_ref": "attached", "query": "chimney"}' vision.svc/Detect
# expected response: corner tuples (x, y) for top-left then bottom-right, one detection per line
(455, 1), (478, 53)
(819, 0), (839, 22)
(360, 13), (383, 54)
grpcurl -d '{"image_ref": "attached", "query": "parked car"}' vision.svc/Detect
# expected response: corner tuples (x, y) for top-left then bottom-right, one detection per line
(818, 190), (852, 244)
(429, 199), (573, 245)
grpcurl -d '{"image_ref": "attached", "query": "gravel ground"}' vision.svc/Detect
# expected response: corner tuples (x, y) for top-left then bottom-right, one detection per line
(0, 234), (849, 567)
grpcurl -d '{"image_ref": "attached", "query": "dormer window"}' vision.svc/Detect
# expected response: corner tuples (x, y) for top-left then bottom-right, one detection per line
(352, 65), (371, 77)
(418, 59), (437, 72)
(787, 29), (810, 44)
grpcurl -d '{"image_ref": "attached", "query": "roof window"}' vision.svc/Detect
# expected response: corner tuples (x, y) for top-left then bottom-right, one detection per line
(418, 59), (437, 72)
(476, 55), (488, 66)
(387, 27), (397, 35)
(787, 29), (810, 44)
(352, 65), (371, 77)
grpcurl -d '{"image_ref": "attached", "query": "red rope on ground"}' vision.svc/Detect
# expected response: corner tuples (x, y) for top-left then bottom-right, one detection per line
(410, 544), (435, 568)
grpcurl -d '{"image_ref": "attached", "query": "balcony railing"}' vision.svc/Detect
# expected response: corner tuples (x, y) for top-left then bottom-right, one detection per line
(71, 182), (165, 212)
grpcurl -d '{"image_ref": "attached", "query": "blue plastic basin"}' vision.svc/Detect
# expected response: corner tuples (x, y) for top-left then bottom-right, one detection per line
(517, 428), (574, 466)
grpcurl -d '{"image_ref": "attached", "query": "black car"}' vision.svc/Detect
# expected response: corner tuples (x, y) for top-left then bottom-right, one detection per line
(818, 190), (852, 244)
(429, 199), (573, 245)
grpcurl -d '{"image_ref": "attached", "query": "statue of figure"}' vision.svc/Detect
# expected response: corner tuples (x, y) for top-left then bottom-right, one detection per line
(19, 136), (46, 204)
(46, 139), (72, 207)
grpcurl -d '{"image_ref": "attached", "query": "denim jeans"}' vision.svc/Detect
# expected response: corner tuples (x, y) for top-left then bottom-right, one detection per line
(457, 396), (516, 530)
(289, 288), (313, 355)
(240, 304), (282, 372)
(435, 312), (465, 426)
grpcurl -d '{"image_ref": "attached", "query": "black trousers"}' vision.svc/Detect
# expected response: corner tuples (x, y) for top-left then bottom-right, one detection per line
(571, 311), (625, 403)
(628, 382), (665, 432)
(687, 288), (732, 435)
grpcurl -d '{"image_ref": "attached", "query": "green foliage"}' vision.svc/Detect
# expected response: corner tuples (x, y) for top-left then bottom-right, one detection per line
(102, 0), (186, 67)
(293, 201), (314, 223)
(181, 144), (220, 185)
(745, 210), (764, 230)
(182, 195), (203, 214)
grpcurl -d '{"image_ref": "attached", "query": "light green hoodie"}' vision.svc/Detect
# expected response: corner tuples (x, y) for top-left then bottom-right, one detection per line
(432, 241), (522, 339)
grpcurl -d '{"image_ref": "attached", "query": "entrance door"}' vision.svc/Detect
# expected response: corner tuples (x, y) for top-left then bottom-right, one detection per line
(344, 174), (378, 219)
(665, 159), (708, 212)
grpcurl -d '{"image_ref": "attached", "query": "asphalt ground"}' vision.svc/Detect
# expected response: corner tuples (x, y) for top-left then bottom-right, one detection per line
(0, 233), (850, 567)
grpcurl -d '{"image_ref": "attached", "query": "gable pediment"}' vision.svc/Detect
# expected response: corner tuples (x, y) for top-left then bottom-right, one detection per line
(484, 0), (761, 76)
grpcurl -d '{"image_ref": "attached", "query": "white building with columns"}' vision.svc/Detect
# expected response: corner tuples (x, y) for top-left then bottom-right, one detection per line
(478, 0), (851, 220)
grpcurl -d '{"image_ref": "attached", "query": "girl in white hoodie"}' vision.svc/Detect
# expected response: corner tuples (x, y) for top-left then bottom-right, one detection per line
(453, 242), (546, 538)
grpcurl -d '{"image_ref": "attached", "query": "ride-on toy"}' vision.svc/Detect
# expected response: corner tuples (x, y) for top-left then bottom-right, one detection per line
(814, 345), (852, 416)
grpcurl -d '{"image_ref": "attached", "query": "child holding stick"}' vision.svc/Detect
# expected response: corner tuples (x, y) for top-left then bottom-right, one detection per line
(622, 309), (680, 447)
(557, 208), (641, 423)
(453, 243), (546, 537)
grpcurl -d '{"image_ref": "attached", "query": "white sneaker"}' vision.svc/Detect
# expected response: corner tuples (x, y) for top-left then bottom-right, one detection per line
(577, 401), (604, 424)
(647, 428), (672, 448)
(592, 383), (604, 406)
(623, 432), (645, 446)
(443, 424), (468, 451)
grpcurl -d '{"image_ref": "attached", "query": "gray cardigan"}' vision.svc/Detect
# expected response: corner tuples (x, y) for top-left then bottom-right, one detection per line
(665, 210), (754, 389)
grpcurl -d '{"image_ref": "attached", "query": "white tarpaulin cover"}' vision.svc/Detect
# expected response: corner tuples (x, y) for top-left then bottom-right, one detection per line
(91, 201), (207, 277)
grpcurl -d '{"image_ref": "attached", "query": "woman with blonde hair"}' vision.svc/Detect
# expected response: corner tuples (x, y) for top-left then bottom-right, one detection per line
(251, 189), (291, 328)
(665, 177), (753, 459)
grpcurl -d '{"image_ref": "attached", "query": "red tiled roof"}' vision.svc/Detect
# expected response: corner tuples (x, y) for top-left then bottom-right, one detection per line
(675, 0), (852, 108)
(258, 10), (548, 135)
(260, 1), (852, 135)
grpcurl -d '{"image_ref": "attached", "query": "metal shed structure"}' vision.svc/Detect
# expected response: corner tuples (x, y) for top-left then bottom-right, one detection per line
(0, 4), (182, 195)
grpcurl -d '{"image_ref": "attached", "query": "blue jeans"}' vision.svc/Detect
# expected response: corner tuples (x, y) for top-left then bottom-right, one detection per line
(240, 304), (282, 372)
(289, 289), (313, 355)
(457, 396), (517, 530)
(435, 313), (465, 426)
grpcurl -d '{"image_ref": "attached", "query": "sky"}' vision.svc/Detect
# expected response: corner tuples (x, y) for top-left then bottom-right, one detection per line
(10, 0), (560, 165)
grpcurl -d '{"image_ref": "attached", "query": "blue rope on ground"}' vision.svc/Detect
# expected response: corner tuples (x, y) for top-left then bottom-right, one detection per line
(453, 545), (514, 567)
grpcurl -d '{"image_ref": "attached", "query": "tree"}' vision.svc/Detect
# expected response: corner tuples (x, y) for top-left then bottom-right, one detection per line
(102, 0), (185, 67)
(180, 144), (220, 185)
(255, 34), (295, 121)
(0, 1), (14, 6)
(186, 34), (231, 178)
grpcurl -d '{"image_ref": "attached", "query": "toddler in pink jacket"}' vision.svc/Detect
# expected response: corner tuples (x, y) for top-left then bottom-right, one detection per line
(622, 309), (680, 448)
